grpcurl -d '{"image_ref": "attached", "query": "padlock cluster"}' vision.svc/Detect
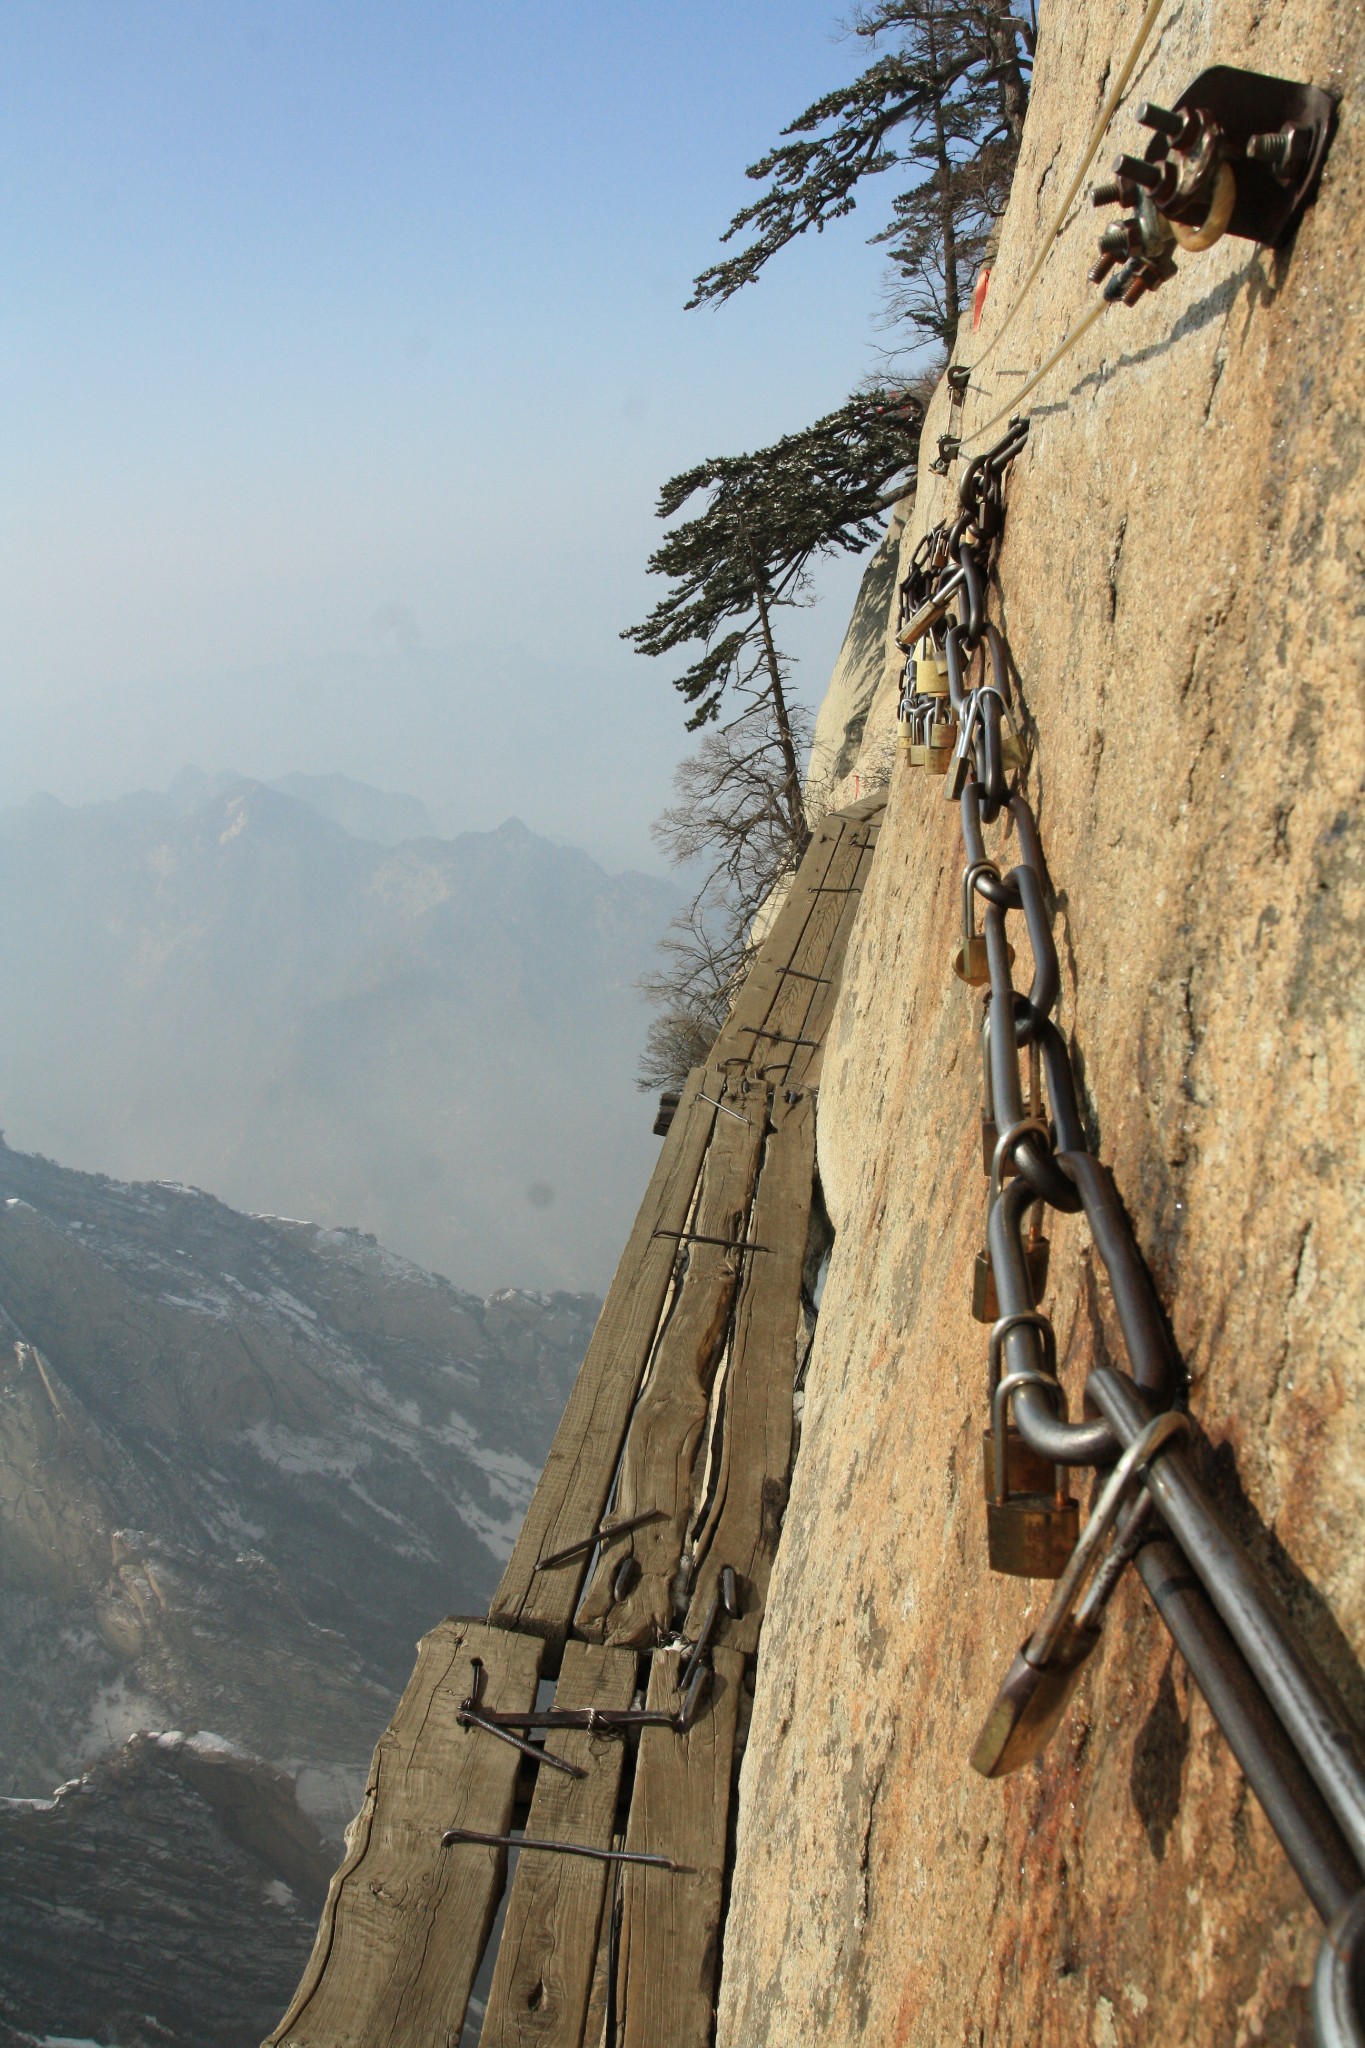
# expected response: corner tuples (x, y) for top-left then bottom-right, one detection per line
(894, 415), (1030, 802)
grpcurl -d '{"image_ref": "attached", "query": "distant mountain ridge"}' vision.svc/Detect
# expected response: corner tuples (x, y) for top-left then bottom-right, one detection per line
(168, 764), (441, 844)
(0, 776), (680, 1292)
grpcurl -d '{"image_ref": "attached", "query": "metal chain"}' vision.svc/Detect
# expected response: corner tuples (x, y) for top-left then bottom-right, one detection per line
(899, 421), (1365, 2039)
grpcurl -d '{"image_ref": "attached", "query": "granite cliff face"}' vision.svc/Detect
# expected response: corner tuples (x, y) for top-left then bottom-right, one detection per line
(717, 1), (1365, 2042)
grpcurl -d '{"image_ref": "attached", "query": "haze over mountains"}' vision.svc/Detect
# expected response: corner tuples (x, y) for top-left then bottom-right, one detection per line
(0, 772), (681, 1294)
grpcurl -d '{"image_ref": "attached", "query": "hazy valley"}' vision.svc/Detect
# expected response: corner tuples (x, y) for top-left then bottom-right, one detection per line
(0, 772), (680, 1295)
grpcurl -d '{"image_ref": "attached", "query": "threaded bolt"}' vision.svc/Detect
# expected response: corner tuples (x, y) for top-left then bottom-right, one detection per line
(1247, 127), (1307, 175)
(1113, 152), (1164, 193)
(1089, 249), (1121, 285)
(1137, 100), (1185, 140)
(1091, 179), (1125, 208)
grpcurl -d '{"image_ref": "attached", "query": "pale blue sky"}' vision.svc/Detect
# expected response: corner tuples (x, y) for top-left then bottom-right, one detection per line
(1, 2), (915, 867)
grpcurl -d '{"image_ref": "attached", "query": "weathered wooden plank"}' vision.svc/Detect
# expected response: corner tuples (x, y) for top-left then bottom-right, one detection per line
(842, 787), (891, 822)
(574, 1101), (770, 1648)
(684, 1090), (816, 1652)
(267, 1618), (543, 2048)
(710, 798), (885, 1072)
(613, 1648), (745, 2048)
(708, 820), (846, 1062)
(734, 826), (871, 1075)
(579, 1885), (615, 2048)
(489, 1064), (719, 1646)
(478, 1642), (638, 2048)
(787, 821), (884, 1092)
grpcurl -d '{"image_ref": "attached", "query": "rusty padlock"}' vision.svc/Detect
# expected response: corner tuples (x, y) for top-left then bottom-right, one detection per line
(972, 1409), (1191, 1772)
(985, 1367), (1079, 1578)
(981, 1312), (1059, 1501)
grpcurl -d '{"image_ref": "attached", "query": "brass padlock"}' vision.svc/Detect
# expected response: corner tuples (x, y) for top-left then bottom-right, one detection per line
(1024, 1198), (1051, 1299)
(924, 713), (956, 776)
(1001, 722), (1029, 772)
(915, 634), (950, 698)
(972, 1409), (1191, 1774)
(953, 860), (997, 984)
(985, 1367), (1078, 1578)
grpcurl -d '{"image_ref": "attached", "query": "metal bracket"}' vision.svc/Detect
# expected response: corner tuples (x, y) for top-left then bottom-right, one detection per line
(1161, 66), (1336, 246)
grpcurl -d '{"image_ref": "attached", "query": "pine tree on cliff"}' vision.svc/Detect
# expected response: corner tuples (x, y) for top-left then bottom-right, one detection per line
(688, 0), (1033, 349)
(623, 387), (923, 836)
(625, 385), (924, 1090)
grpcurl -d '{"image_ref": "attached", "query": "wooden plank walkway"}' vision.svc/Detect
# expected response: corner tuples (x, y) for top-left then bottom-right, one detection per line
(264, 796), (885, 2048)
(574, 1098), (769, 1647)
(267, 1619), (543, 2048)
(684, 1088), (816, 1653)
(479, 1642), (638, 2048)
(490, 1061), (719, 1649)
(613, 1649), (745, 2048)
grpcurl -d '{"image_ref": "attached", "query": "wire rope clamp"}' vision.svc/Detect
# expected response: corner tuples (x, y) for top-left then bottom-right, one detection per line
(1089, 67), (1336, 303)
(971, 1411), (1190, 1775)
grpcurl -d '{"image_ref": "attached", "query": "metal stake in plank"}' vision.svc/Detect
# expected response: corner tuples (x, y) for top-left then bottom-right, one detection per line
(534, 1508), (666, 1572)
(652, 1228), (773, 1253)
(442, 1827), (681, 1871)
(696, 1091), (750, 1122)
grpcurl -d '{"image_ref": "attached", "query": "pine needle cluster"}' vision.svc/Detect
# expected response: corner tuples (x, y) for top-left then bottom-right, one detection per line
(689, 0), (1033, 349)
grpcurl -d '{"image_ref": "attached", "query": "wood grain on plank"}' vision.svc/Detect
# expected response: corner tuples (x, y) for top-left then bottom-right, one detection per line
(478, 1642), (638, 2048)
(614, 1648), (745, 2048)
(684, 1089), (816, 1652)
(574, 1102), (769, 1648)
(788, 823), (884, 1092)
(266, 1618), (542, 2048)
(736, 828), (869, 1073)
(708, 821), (845, 1062)
(490, 1064), (718, 1646)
